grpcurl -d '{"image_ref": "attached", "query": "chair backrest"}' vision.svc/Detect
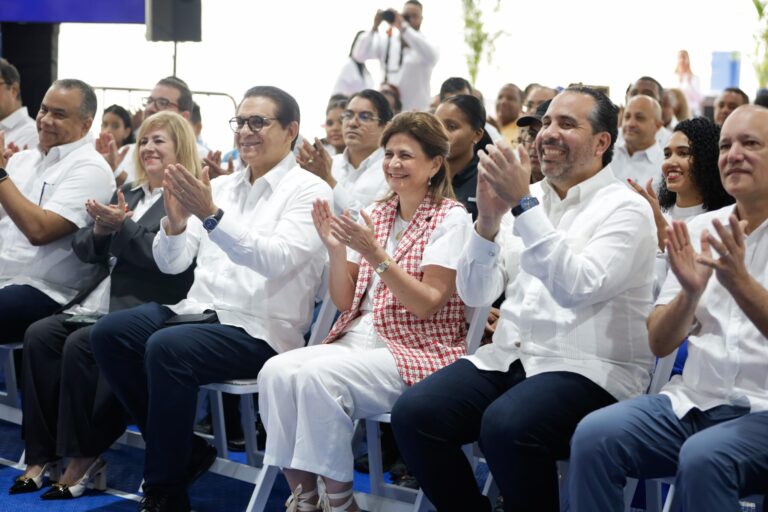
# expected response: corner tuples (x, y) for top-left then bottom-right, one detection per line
(306, 290), (338, 347)
(647, 347), (679, 395)
(465, 305), (491, 355)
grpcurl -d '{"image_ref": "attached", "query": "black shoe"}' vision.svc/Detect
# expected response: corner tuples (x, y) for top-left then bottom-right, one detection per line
(193, 415), (213, 436)
(227, 437), (246, 453)
(9, 461), (61, 495)
(138, 491), (190, 512)
(393, 472), (419, 489)
(184, 436), (217, 486)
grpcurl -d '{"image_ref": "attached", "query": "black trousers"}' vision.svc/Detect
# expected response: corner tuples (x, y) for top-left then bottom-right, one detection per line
(21, 314), (127, 465)
(0, 284), (59, 344)
(390, 359), (616, 512)
(90, 302), (278, 494)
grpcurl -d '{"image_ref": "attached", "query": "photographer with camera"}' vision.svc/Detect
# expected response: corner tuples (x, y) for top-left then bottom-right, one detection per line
(352, 1), (438, 112)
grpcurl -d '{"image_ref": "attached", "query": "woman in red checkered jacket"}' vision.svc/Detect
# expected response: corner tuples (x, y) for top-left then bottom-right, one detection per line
(257, 111), (472, 512)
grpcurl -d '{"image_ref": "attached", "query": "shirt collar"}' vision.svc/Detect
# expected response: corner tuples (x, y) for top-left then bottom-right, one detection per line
(540, 164), (617, 204)
(342, 147), (384, 171)
(0, 106), (31, 130)
(241, 151), (296, 191)
(39, 133), (93, 163)
(617, 140), (663, 164)
(130, 181), (163, 198)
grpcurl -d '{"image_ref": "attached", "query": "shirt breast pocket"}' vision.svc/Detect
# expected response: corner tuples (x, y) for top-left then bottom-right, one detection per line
(37, 181), (57, 207)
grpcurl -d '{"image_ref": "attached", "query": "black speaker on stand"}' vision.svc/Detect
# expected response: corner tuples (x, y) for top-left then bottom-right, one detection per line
(145, 0), (201, 75)
(145, 0), (201, 42)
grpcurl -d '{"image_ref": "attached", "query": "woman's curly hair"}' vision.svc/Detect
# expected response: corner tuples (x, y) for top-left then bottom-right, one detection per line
(657, 117), (734, 211)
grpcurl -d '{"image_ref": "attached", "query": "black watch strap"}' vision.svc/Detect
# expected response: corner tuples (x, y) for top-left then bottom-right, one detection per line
(0, 167), (8, 183)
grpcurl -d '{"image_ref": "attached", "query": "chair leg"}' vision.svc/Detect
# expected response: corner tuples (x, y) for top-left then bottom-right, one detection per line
(1, 346), (20, 407)
(624, 477), (639, 511)
(661, 484), (676, 512)
(413, 489), (435, 512)
(239, 394), (261, 467)
(209, 390), (229, 459)
(366, 419), (384, 496)
(245, 464), (279, 512)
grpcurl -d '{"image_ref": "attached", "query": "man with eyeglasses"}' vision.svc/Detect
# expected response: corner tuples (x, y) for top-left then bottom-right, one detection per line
(352, 1), (438, 112)
(297, 89), (393, 217)
(516, 98), (553, 184)
(91, 85), (332, 512)
(105, 76), (204, 186)
(0, 78), (114, 345)
(0, 58), (38, 150)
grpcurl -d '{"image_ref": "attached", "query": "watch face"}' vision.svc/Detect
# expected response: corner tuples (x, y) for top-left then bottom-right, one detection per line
(521, 196), (537, 209)
(203, 218), (217, 231)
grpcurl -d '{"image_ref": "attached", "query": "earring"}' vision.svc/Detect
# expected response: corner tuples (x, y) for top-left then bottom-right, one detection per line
(428, 176), (432, 186)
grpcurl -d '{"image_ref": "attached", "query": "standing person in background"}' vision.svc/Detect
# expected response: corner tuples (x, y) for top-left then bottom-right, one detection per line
(495, 83), (523, 146)
(332, 31), (375, 97)
(0, 58), (39, 150)
(714, 87), (750, 127)
(675, 50), (703, 116)
(353, 1), (438, 112)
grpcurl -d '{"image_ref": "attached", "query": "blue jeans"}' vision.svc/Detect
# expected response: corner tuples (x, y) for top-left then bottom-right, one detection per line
(568, 393), (768, 511)
(90, 302), (277, 493)
(391, 359), (616, 512)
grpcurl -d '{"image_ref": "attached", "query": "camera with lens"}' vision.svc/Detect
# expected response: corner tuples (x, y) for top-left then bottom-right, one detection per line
(381, 8), (397, 23)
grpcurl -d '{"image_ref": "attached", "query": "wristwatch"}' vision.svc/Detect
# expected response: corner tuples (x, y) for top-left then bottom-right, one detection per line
(202, 208), (224, 232)
(511, 195), (539, 217)
(374, 257), (392, 275)
(0, 168), (8, 184)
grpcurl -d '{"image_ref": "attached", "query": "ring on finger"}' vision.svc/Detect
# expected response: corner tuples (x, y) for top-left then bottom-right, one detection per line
(308, 158), (315, 164)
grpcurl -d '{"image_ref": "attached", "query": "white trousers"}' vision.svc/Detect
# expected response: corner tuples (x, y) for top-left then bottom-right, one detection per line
(258, 320), (406, 482)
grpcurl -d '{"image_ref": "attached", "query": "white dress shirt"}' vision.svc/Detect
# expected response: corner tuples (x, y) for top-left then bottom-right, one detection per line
(0, 106), (38, 149)
(657, 205), (768, 417)
(353, 24), (439, 112)
(152, 152), (333, 355)
(331, 147), (388, 217)
(0, 135), (115, 304)
(457, 166), (657, 401)
(611, 140), (665, 189)
(332, 58), (376, 97)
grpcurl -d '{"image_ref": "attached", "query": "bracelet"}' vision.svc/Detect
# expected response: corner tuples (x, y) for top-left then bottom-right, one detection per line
(374, 257), (392, 275)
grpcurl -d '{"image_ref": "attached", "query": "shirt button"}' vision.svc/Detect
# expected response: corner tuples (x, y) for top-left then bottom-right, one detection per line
(514, 340), (521, 348)
(488, 251), (495, 257)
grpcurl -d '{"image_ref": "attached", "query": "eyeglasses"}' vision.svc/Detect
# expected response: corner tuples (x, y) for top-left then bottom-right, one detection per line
(142, 96), (180, 110)
(340, 110), (380, 124)
(228, 115), (278, 133)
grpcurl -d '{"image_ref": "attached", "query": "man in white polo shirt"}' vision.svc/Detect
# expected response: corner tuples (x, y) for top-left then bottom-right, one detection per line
(0, 78), (114, 344)
(0, 58), (38, 150)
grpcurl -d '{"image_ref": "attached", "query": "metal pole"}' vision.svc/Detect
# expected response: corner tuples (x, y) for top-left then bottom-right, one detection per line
(173, 41), (177, 76)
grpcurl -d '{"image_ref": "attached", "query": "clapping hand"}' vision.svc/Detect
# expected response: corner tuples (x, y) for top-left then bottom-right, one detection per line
(163, 163), (217, 221)
(95, 132), (129, 171)
(475, 140), (530, 240)
(86, 190), (131, 236)
(629, 178), (668, 250)
(204, 150), (235, 179)
(311, 199), (345, 255)
(297, 138), (334, 185)
(696, 215), (750, 292)
(665, 220), (712, 299)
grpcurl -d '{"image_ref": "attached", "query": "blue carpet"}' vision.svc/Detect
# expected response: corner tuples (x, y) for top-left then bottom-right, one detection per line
(0, 420), (398, 512)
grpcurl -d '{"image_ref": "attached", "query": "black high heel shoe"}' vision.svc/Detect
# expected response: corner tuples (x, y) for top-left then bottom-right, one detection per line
(40, 458), (107, 500)
(9, 460), (62, 494)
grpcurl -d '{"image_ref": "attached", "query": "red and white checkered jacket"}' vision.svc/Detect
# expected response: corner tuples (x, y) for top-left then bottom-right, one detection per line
(324, 193), (467, 385)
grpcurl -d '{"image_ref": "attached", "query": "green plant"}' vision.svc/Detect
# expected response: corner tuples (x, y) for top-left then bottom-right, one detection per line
(462, 0), (503, 86)
(752, 0), (768, 88)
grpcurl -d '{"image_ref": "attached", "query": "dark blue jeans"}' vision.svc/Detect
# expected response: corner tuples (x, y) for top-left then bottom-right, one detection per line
(90, 302), (277, 493)
(391, 359), (616, 512)
(0, 284), (60, 343)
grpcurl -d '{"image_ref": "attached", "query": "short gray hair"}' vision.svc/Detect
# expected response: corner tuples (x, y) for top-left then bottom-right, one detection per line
(52, 78), (97, 119)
